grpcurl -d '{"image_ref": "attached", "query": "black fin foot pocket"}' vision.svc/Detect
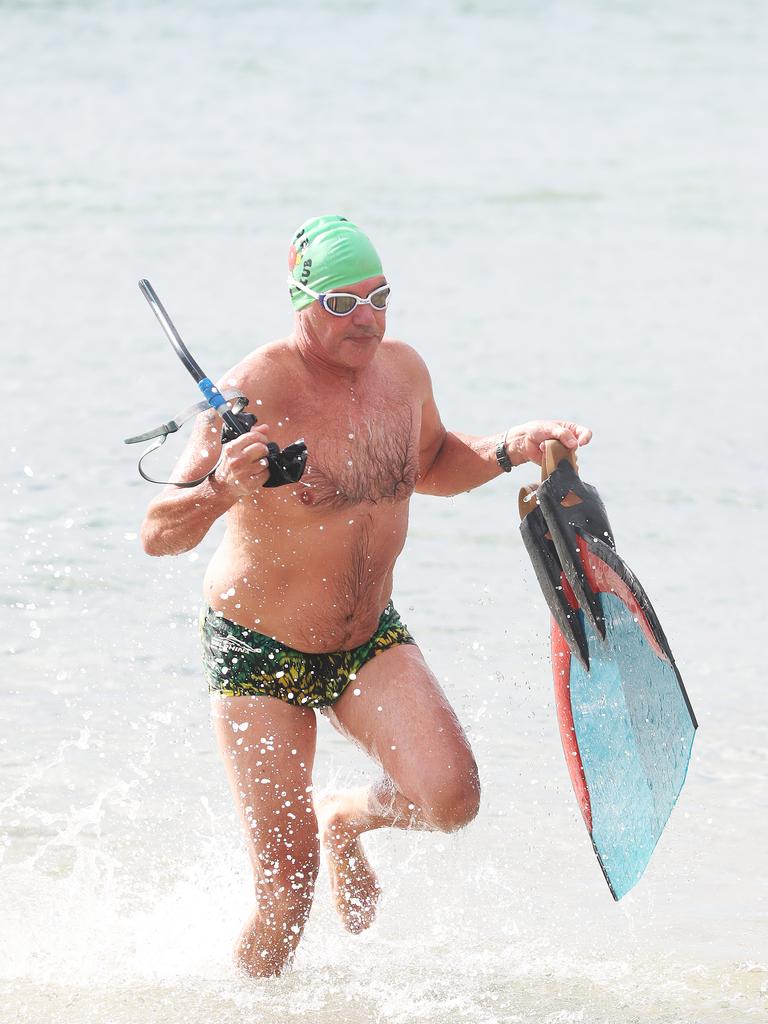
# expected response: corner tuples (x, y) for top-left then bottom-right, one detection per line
(520, 502), (590, 670)
(536, 460), (614, 640)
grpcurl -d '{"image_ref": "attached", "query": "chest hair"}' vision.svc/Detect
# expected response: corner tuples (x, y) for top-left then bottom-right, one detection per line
(304, 401), (418, 510)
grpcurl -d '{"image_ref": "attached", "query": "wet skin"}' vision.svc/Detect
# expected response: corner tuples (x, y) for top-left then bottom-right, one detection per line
(140, 275), (592, 975)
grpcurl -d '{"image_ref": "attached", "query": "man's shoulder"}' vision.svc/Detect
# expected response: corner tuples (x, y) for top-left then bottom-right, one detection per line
(380, 338), (431, 392)
(381, 337), (428, 371)
(217, 338), (295, 393)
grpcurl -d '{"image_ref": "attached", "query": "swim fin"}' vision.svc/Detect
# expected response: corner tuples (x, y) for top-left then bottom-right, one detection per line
(519, 442), (697, 900)
(518, 483), (591, 669)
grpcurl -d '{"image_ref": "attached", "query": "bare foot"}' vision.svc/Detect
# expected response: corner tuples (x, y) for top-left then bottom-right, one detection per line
(316, 792), (382, 934)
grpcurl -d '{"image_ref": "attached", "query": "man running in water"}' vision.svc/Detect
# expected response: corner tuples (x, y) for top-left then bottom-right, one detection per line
(140, 215), (591, 976)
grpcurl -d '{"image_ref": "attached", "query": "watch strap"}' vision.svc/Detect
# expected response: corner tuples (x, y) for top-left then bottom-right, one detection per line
(496, 435), (513, 473)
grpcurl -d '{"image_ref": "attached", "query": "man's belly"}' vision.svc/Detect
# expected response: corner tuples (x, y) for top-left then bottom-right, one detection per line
(202, 504), (410, 652)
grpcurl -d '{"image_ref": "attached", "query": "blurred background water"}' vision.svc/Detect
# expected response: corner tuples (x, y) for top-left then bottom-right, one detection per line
(1, 1), (766, 1021)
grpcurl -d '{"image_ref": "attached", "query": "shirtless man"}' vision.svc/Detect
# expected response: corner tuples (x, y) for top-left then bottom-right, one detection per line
(140, 215), (592, 977)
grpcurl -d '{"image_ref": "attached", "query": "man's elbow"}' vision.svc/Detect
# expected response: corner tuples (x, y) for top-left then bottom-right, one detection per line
(140, 513), (187, 557)
(415, 472), (440, 496)
(415, 476), (458, 498)
(141, 519), (200, 557)
(415, 459), (439, 495)
(140, 520), (167, 557)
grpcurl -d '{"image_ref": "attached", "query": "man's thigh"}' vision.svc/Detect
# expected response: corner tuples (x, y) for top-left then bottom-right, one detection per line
(323, 643), (479, 811)
(211, 695), (318, 855)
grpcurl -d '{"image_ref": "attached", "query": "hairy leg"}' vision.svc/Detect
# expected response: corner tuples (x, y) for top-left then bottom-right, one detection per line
(211, 695), (319, 976)
(317, 643), (480, 931)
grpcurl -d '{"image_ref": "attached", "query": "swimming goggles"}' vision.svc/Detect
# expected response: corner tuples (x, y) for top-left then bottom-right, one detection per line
(287, 278), (390, 317)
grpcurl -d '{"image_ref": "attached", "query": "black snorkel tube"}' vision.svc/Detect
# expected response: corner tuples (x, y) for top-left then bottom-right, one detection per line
(124, 279), (308, 489)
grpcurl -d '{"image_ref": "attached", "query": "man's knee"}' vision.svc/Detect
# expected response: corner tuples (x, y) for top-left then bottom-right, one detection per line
(424, 774), (481, 833)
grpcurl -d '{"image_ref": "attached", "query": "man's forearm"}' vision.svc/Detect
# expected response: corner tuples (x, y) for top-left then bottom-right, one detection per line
(141, 475), (236, 556)
(416, 431), (508, 497)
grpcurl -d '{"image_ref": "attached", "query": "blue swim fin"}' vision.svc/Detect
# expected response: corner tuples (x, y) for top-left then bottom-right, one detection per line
(519, 443), (697, 900)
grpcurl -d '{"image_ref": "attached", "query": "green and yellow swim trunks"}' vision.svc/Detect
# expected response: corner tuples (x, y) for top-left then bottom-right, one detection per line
(200, 602), (415, 707)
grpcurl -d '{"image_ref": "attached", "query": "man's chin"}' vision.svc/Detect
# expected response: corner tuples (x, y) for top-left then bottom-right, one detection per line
(325, 335), (381, 369)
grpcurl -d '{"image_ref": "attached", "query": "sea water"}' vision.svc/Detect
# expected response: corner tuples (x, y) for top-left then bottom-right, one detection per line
(1, 2), (766, 1021)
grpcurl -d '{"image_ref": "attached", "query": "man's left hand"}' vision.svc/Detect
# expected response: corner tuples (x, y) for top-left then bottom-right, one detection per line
(505, 420), (593, 467)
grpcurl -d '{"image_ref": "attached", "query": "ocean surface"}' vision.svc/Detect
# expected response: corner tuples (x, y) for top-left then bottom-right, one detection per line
(1, 2), (766, 1021)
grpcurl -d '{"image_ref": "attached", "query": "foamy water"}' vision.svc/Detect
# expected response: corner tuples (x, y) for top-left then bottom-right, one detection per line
(1, 2), (766, 1021)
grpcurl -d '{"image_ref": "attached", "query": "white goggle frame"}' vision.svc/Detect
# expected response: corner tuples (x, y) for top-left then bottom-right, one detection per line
(287, 278), (390, 316)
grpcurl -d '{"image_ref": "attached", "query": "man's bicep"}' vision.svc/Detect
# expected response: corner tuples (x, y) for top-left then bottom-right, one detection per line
(417, 372), (447, 482)
(156, 409), (223, 496)
(159, 354), (267, 494)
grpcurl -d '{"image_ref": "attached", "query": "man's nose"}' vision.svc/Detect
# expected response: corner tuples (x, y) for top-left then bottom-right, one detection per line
(352, 302), (378, 325)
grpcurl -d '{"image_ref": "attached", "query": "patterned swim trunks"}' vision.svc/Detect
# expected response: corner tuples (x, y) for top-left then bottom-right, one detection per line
(200, 601), (415, 707)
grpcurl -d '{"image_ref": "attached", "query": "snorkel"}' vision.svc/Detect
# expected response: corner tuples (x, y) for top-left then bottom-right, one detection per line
(124, 279), (307, 489)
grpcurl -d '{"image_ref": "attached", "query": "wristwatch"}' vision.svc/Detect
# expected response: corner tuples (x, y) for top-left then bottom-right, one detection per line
(495, 433), (513, 473)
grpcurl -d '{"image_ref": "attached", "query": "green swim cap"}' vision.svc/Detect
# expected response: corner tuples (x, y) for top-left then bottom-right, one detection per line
(287, 215), (383, 311)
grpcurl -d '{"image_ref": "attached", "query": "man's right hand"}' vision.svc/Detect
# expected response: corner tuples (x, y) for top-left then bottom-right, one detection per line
(211, 423), (272, 497)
